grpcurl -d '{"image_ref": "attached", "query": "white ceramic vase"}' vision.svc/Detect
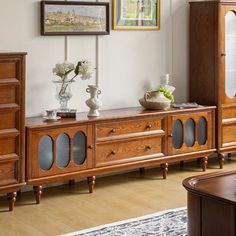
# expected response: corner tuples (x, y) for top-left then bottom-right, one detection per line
(85, 85), (102, 117)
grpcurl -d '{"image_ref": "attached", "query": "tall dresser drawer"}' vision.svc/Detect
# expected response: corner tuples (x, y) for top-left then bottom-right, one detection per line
(0, 85), (17, 104)
(0, 61), (17, 79)
(96, 118), (163, 140)
(0, 112), (17, 130)
(0, 161), (18, 186)
(95, 136), (163, 167)
(222, 107), (236, 121)
(0, 136), (17, 155)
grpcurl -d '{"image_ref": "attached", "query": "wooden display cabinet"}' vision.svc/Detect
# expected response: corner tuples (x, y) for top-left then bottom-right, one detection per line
(26, 106), (216, 203)
(189, 0), (236, 168)
(0, 52), (26, 211)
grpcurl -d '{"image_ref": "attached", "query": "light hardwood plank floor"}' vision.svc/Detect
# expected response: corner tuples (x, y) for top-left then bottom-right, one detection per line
(1, 156), (236, 236)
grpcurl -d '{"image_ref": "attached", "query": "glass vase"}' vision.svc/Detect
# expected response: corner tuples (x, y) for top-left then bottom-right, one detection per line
(53, 80), (74, 112)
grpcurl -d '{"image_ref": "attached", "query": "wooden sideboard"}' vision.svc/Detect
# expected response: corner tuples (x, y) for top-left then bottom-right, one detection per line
(26, 106), (216, 203)
(183, 170), (236, 236)
(0, 52), (26, 211)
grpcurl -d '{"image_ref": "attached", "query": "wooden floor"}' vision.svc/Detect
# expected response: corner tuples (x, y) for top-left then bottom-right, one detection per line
(1, 156), (236, 236)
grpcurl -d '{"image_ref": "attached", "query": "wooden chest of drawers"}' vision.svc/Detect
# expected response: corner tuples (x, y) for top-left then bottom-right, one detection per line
(0, 52), (26, 211)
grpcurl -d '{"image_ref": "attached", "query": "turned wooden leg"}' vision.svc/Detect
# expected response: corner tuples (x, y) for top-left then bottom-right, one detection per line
(8, 192), (17, 211)
(139, 167), (145, 175)
(69, 180), (75, 185)
(201, 156), (208, 171)
(87, 176), (96, 193)
(218, 153), (225, 169)
(161, 163), (168, 179)
(180, 161), (184, 168)
(33, 185), (43, 204)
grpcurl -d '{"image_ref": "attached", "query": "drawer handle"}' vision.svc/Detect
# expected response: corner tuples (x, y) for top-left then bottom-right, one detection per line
(146, 145), (152, 150)
(146, 124), (152, 129)
(168, 134), (173, 138)
(88, 145), (94, 149)
(111, 150), (116, 155)
(221, 53), (226, 57)
(111, 128), (116, 133)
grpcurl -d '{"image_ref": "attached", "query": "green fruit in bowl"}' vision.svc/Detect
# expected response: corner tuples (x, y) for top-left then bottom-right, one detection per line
(156, 86), (174, 103)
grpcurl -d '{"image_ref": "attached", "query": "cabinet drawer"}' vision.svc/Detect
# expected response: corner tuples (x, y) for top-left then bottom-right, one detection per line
(0, 61), (17, 79)
(95, 136), (162, 167)
(222, 124), (236, 146)
(0, 112), (16, 130)
(222, 107), (236, 121)
(0, 86), (17, 104)
(0, 137), (17, 155)
(0, 161), (17, 186)
(96, 118), (163, 140)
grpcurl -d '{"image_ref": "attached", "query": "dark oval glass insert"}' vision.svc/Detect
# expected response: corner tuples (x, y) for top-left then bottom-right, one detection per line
(56, 133), (70, 168)
(172, 119), (183, 149)
(73, 132), (86, 165)
(38, 135), (53, 171)
(197, 117), (207, 145)
(185, 118), (195, 147)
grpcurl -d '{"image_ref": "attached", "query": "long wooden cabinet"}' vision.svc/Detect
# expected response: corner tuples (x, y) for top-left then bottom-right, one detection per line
(189, 0), (236, 168)
(26, 106), (216, 203)
(0, 52), (26, 211)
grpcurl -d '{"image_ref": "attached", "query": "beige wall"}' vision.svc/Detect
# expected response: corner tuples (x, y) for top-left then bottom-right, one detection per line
(0, 0), (189, 117)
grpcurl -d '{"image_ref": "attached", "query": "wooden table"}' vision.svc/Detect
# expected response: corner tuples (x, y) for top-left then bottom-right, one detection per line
(183, 170), (236, 236)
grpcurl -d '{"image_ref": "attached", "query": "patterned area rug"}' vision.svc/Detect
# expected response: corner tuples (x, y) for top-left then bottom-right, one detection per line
(62, 207), (187, 236)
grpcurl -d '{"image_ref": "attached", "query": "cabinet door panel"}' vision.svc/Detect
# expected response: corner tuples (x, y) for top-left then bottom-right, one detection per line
(168, 112), (212, 155)
(29, 125), (92, 179)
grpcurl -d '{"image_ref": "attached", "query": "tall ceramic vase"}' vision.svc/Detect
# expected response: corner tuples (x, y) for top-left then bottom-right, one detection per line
(85, 85), (102, 117)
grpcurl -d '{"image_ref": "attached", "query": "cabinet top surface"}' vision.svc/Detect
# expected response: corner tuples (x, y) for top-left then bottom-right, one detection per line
(26, 106), (215, 129)
(183, 170), (236, 205)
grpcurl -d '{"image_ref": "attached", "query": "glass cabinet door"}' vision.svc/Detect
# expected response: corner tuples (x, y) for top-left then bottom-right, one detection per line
(225, 10), (236, 100)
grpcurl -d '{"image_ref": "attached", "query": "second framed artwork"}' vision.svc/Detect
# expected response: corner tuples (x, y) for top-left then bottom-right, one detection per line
(113, 0), (160, 30)
(41, 1), (110, 35)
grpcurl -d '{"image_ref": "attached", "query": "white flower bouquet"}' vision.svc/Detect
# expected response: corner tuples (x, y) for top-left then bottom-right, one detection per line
(52, 60), (92, 111)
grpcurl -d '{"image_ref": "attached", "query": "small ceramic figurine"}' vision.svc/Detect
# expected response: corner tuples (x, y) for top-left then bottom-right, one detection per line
(85, 85), (102, 117)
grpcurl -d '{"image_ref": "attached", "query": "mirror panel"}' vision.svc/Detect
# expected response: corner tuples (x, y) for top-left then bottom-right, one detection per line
(73, 132), (86, 165)
(172, 119), (183, 149)
(225, 11), (236, 98)
(197, 117), (207, 145)
(185, 119), (195, 147)
(56, 133), (70, 168)
(38, 135), (53, 171)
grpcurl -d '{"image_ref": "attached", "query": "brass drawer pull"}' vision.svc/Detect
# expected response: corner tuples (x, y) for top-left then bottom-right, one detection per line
(111, 150), (116, 155)
(221, 53), (226, 57)
(88, 145), (94, 149)
(146, 124), (152, 129)
(146, 145), (152, 150)
(168, 134), (173, 138)
(111, 128), (116, 133)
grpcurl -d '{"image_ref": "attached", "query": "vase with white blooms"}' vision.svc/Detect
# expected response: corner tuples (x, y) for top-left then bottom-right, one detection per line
(52, 60), (92, 111)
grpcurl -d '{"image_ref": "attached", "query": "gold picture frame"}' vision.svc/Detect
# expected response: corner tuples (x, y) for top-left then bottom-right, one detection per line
(113, 0), (160, 30)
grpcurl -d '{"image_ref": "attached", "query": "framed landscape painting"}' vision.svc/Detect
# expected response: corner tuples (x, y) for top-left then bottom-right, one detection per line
(113, 0), (160, 30)
(41, 1), (110, 35)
